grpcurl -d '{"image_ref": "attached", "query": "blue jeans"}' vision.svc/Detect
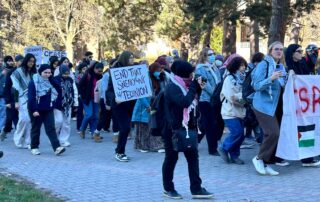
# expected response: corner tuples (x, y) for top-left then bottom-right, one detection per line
(0, 98), (6, 130)
(80, 101), (99, 134)
(222, 118), (245, 159)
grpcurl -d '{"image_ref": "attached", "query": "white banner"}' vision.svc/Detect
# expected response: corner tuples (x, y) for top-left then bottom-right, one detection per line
(42, 50), (67, 64)
(110, 64), (152, 102)
(24, 46), (42, 68)
(276, 72), (320, 160)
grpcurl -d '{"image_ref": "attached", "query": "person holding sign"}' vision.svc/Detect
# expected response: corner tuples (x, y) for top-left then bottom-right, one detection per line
(284, 44), (320, 167)
(11, 54), (37, 149)
(251, 41), (288, 175)
(106, 51), (136, 162)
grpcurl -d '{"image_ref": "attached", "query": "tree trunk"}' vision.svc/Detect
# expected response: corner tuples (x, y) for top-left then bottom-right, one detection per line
(180, 41), (188, 61)
(222, 20), (237, 57)
(203, 23), (213, 49)
(250, 20), (259, 58)
(65, 34), (74, 63)
(268, 0), (290, 46)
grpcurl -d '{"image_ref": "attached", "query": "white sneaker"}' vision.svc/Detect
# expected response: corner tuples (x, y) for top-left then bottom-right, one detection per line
(157, 149), (165, 153)
(275, 161), (290, 167)
(54, 147), (66, 156)
(252, 156), (266, 175)
(139, 149), (149, 153)
(265, 165), (279, 176)
(31, 149), (41, 155)
(302, 160), (320, 167)
(60, 142), (71, 147)
(113, 132), (119, 136)
(72, 117), (77, 121)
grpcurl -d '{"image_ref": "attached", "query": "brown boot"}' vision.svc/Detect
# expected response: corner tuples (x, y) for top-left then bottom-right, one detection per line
(93, 134), (102, 143)
(79, 131), (85, 139)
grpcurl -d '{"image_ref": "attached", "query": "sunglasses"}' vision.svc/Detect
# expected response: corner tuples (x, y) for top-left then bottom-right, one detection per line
(207, 53), (214, 56)
(295, 50), (303, 54)
(274, 48), (283, 51)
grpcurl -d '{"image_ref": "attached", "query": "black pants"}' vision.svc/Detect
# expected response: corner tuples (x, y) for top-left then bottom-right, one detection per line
(97, 99), (112, 131)
(30, 110), (60, 151)
(3, 107), (18, 133)
(111, 111), (119, 132)
(162, 128), (202, 193)
(198, 102), (224, 154)
(113, 104), (133, 154)
(77, 98), (84, 130)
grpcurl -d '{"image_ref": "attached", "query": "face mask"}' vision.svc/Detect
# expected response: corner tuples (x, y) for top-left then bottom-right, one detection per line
(215, 60), (223, 67)
(153, 71), (161, 79)
(207, 55), (215, 64)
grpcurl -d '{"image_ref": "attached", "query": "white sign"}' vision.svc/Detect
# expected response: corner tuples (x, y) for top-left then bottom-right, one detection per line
(24, 46), (43, 68)
(110, 64), (152, 102)
(42, 50), (67, 64)
(276, 72), (320, 160)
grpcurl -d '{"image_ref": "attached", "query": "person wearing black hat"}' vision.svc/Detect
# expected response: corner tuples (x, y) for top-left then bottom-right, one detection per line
(301, 44), (319, 74)
(28, 64), (65, 156)
(162, 60), (213, 199)
(1, 55), (20, 141)
(10, 53), (37, 148)
(53, 65), (77, 147)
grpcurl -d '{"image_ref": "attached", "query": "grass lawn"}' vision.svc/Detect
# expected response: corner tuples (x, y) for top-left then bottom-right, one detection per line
(0, 175), (63, 202)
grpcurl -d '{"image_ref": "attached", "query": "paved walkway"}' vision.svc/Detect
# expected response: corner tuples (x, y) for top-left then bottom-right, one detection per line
(0, 122), (320, 202)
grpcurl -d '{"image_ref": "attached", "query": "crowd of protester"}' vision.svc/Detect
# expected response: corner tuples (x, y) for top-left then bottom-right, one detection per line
(0, 43), (320, 199)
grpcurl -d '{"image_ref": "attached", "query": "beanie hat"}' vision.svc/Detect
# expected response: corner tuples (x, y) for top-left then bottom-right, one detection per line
(38, 64), (51, 74)
(59, 64), (70, 75)
(171, 61), (194, 78)
(15, 54), (24, 62)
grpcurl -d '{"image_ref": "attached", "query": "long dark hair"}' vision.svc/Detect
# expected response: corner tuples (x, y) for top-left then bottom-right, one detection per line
(21, 53), (37, 75)
(58, 57), (69, 66)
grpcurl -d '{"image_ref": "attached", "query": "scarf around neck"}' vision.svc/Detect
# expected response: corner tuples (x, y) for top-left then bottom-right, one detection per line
(171, 75), (197, 136)
(33, 74), (58, 106)
(61, 77), (73, 117)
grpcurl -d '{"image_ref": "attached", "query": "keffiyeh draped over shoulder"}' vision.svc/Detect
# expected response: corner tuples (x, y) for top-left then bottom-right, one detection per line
(32, 74), (58, 105)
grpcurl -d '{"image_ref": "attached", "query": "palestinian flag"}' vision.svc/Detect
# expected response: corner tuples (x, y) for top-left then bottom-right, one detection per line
(298, 124), (315, 147)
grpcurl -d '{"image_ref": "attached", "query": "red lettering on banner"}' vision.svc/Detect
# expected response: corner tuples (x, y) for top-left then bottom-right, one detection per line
(312, 86), (320, 113)
(299, 87), (309, 113)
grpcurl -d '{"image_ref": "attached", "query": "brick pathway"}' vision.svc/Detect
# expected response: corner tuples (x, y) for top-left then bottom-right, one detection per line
(0, 122), (319, 202)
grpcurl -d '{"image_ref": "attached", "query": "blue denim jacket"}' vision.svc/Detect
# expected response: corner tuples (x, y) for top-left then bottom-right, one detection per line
(251, 55), (283, 116)
(195, 63), (221, 103)
(131, 97), (150, 123)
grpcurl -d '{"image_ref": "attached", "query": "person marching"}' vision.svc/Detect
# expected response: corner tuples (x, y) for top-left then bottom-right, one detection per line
(54, 65), (78, 147)
(11, 53), (36, 149)
(28, 64), (65, 155)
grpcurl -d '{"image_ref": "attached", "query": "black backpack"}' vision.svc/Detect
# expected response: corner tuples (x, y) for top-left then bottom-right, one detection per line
(242, 60), (269, 105)
(210, 74), (235, 108)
